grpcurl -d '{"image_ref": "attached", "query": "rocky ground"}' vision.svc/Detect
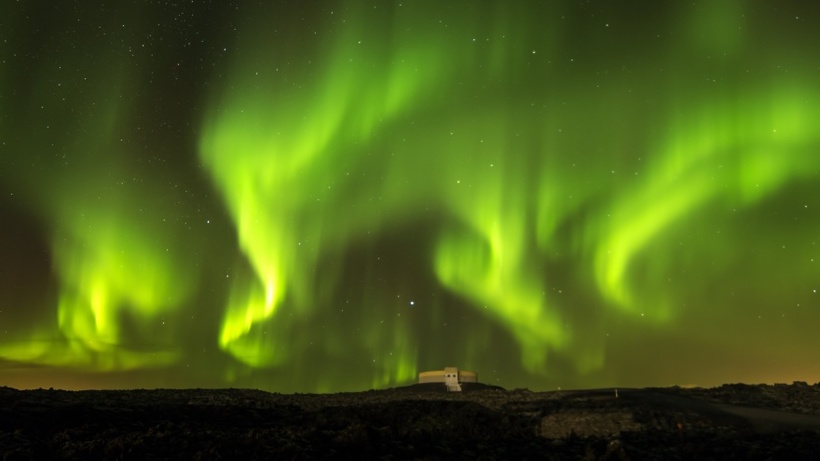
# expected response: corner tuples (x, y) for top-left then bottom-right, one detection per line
(2, 382), (820, 459)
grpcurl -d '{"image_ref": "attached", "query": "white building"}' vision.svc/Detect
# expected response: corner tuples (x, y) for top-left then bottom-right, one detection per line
(418, 367), (478, 392)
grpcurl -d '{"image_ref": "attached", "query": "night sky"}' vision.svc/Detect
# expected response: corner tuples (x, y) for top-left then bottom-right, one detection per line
(2, 1), (819, 393)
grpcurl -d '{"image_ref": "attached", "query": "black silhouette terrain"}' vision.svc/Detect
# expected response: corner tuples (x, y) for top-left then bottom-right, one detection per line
(2, 382), (820, 459)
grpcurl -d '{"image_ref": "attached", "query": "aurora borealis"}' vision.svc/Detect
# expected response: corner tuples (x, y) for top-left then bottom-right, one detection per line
(2, 0), (819, 393)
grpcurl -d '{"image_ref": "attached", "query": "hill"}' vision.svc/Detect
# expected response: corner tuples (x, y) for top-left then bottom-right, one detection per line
(2, 382), (820, 459)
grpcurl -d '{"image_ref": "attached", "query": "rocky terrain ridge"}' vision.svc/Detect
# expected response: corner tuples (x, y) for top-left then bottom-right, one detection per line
(2, 382), (820, 459)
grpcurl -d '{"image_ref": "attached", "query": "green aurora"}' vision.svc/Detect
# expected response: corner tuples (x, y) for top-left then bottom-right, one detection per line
(1, 1), (819, 392)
